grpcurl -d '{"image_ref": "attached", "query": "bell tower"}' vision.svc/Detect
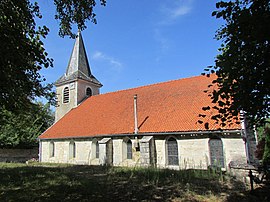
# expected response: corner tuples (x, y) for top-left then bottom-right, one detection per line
(55, 31), (102, 122)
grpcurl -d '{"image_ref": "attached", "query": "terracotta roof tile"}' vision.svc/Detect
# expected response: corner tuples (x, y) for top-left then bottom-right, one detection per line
(39, 75), (241, 139)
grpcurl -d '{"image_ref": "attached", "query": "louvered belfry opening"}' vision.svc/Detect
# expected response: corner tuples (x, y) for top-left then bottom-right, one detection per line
(86, 87), (92, 97)
(63, 87), (70, 103)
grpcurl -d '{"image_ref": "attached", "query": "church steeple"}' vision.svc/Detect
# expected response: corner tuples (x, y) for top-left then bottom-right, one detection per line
(55, 31), (102, 87)
(55, 31), (102, 122)
(66, 31), (91, 76)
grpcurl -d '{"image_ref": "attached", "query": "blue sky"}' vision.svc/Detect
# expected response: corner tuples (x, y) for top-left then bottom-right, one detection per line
(39, 0), (222, 94)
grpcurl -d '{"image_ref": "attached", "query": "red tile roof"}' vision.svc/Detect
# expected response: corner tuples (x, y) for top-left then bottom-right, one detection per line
(39, 75), (241, 139)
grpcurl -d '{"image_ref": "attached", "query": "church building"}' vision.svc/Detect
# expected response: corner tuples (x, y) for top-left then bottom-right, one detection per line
(39, 32), (257, 169)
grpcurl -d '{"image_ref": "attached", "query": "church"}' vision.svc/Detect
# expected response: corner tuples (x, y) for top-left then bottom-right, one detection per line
(39, 32), (257, 169)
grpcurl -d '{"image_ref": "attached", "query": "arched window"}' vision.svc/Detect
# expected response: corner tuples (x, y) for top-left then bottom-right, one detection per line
(209, 138), (224, 168)
(63, 87), (70, 103)
(86, 87), (92, 97)
(69, 141), (76, 159)
(49, 142), (55, 157)
(92, 139), (99, 159)
(166, 137), (179, 165)
(127, 139), (132, 159)
(96, 142), (99, 158)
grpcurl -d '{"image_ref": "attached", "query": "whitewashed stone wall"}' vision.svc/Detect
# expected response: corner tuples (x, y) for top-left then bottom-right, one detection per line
(40, 135), (247, 170)
(55, 83), (78, 122)
(155, 139), (166, 167)
(112, 139), (123, 165)
(112, 138), (140, 167)
(154, 138), (209, 169)
(72, 140), (92, 164)
(222, 138), (246, 165)
(41, 140), (93, 164)
(178, 139), (209, 169)
(99, 138), (113, 165)
(77, 79), (100, 103)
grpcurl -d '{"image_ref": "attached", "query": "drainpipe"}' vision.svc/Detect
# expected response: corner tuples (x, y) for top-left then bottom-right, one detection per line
(134, 94), (139, 134)
(134, 94), (139, 148)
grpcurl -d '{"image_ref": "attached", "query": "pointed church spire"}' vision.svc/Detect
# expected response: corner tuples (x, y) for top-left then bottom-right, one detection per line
(55, 31), (102, 87)
(66, 31), (91, 76)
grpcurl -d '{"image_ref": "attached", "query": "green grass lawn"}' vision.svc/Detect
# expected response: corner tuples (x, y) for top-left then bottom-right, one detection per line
(0, 163), (268, 201)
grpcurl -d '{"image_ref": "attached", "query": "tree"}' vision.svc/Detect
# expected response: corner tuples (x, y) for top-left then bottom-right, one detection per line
(0, 0), (54, 112)
(0, 0), (106, 113)
(54, 0), (106, 38)
(256, 120), (270, 165)
(262, 127), (270, 165)
(0, 102), (54, 148)
(0, 0), (106, 147)
(203, 0), (270, 127)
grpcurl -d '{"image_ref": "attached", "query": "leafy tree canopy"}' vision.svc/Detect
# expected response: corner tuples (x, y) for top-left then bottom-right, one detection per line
(203, 0), (270, 128)
(0, 0), (53, 112)
(262, 127), (270, 165)
(0, 0), (105, 113)
(0, 102), (54, 148)
(256, 120), (270, 164)
(54, 0), (106, 38)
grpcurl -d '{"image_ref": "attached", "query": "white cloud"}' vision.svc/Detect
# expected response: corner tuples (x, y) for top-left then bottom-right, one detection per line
(153, 0), (194, 52)
(160, 0), (193, 24)
(170, 5), (191, 18)
(92, 51), (103, 59)
(92, 51), (123, 72)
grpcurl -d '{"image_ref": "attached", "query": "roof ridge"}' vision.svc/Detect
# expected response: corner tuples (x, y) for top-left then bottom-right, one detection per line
(99, 74), (205, 97)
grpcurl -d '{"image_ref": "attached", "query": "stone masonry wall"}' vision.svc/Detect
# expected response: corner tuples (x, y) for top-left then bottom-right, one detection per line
(55, 82), (77, 122)
(0, 148), (38, 163)
(41, 140), (93, 165)
(40, 136), (247, 169)
(154, 137), (247, 169)
(223, 138), (247, 166)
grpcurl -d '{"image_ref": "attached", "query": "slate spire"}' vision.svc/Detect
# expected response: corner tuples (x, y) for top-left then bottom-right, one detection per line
(55, 31), (102, 86)
(66, 30), (91, 76)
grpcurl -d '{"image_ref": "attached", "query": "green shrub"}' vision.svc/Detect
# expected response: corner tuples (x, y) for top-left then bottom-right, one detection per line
(263, 127), (270, 165)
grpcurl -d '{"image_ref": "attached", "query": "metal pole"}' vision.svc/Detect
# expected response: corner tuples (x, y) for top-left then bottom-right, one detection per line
(134, 94), (138, 134)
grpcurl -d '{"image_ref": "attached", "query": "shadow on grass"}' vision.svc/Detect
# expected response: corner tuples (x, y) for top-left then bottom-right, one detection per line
(0, 163), (269, 201)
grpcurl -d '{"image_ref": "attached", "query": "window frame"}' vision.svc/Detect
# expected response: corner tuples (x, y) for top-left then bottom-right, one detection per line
(166, 137), (179, 166)
(96, 141), (99, 159)
(69, 141), (76, 159)
(63, 86), (70, 103)
(86, 87), (92, 97)
(209, 138), (225, 168)
(49, 142), (55, 158)
(127, 139), (132, 159)
(91, 139), (99, 159)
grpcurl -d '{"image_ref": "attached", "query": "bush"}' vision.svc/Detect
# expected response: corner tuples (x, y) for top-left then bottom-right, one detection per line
(263, 127), (270, 165)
